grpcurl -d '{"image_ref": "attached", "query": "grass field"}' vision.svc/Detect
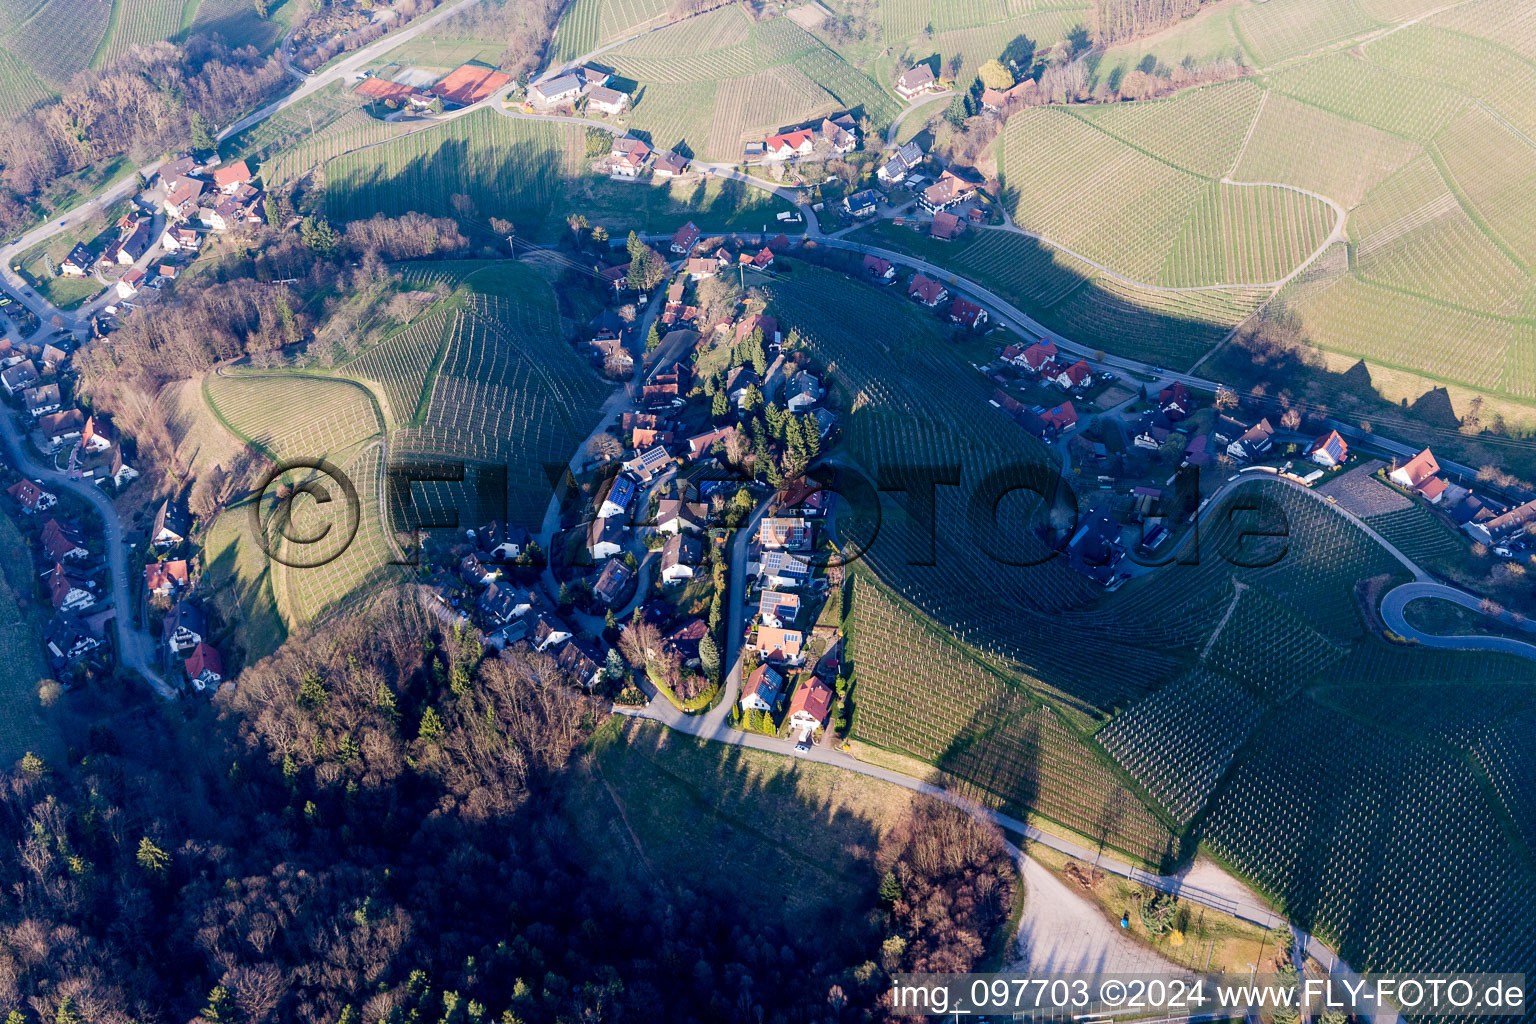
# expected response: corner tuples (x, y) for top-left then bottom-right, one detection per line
(202, 495), (289, 668)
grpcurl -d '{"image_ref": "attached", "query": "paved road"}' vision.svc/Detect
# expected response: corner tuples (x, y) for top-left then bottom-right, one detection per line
(0, 412), (174, 698)
(1380, 580), (1536, 661)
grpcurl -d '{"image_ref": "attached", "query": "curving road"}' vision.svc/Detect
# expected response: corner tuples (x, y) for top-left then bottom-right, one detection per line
(0, 412), (175, 698)
(1379, 580), (1536, 661)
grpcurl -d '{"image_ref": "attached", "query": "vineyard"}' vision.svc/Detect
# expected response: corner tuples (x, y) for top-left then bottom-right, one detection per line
(4, 0), (111, 87)
(999, 107), (1335, 288)
(1074, 78), (1264, 179)
(97, 0), (185, 66)
(551, 0), (670, 62)
(1234, 0), (1379, 67)
(1203, 695), (1536, 979)
(1094, 668), (1265, 825)
(845, 573), (1182, 867)
(222, 82), (364, 171)
(601, 10), (899, 160)
(1234, 93), (1419, 209)
(340, 307), (455, 427)
(203, 372), (383, 462)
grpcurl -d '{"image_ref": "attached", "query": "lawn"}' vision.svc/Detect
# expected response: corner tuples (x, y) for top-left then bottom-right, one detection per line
(1400, 595), (1535, 643)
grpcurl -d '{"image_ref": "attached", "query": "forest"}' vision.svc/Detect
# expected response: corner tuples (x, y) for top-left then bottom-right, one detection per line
(1094, 0), (1214, 45)
(0, 603), (1015, 1023)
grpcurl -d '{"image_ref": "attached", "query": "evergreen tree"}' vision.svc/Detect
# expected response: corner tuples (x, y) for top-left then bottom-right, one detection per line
(202, 985), (236, 1023)
(189, 111), (216, 151)
(55, 999), (84, 1024)
(747, 328), (768, 376)
(879, 870), (902, 904)
(699, 633), (721, 681)
(300, 215), (340, 257)
(136, 836), (169, 875)
(646, 322), (662, 352)
(711, 388), (729, 419)
(418, 706), (444, 743)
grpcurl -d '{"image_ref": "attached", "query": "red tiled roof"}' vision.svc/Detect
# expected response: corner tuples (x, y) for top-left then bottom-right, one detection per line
(788, 679), (833, 724)
(1395, 448), (1440, 487)
(213, 160), (251, 188)
(184, 642), (223, 681)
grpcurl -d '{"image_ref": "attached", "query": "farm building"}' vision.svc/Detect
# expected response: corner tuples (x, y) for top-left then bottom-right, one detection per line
(528, 73), (583, 109)
(587, 86), (629, 115)
(431, 64), (512, 106)
(895, 64), (937, 98)
(930, 211), (964, 239)
(920, 170), (981, 212)
(653, 150), (690, 178)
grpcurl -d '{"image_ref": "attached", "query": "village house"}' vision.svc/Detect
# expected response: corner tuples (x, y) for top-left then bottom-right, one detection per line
(1307, 430), (1349, 468)
(759, 590), (800, 628)
(107, 449), (139, 489)
(784, 371), (821, 412)
(477, 582), (529, 626)
(7, 479), (57, 514)
(684, 255), (717, 280)
(165, 601), (205, 652)
(1464, 497), (1536, 546)
(660, 533), (703, 584)
(558, 642), (604, 688)
(685, 426), (733, 461)
(213, 160), (254, 194)
(2, 360), (39, 396)
(163, 176), (206, 220)
(459, 553), (497, 587)
(756, 625), (803, 664)
(655, 499), (707, 534)
(760, 516), (811, 550)
(45, 615), (103, 670)
(670, 221), (701, 255)
(1069, 505), (1126, 585)
(23, 383), (61, 418)
(1048, 358), (1093, 391)
(653, 150), (690, 178)
(758, 549), (812, 588)
(742, 246), (774, 270)
(586, 86), (630, 115)
(895, 64), (937, 98)
(1158, 382), (1193, 420)
(161, 225), (201, 252)
(739, 662), (784, 713)
(863, 253), (895, 282)
(532, 615), (573, 652)
(907, 273), (949, 308)
(588, 514), (627, 561)
(599, 475), (637, 519)
(184, 642), (224, 691)
(764, 129), (815, 161)
(116, 268), (147, 300)
(948, 297), (987, 329)
(474, 521), (533, 562)
(1134, 412), (1174, 451)
(38, 409), (86, 452)
(820, 114), (858, 153)
(609, 136), (651, 176)
(50, 564), (96, 614)
(844, 189), (880, 218)
(151, 499), (189, 547)
(877, 140), (924, 183)
(61, 244), (95, 276)
(145, 559), (189, 599)
(1389, 448), (1447, 503)
(109, 219), (152, 265)
(42, 518), (88, 563)
(787, 679), (833, 734)
(1041, 401), (1078, 434)
(626, 444), (674, 482)
(1226, 418), (1275, 462)
(919, 170), (980, 213)
(662, 618), (708, 664)
(593, 558), (632, 605)
(631, 424), (673, 448)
